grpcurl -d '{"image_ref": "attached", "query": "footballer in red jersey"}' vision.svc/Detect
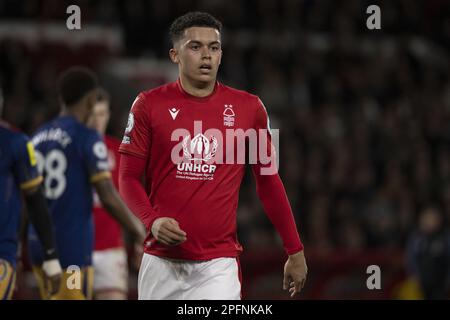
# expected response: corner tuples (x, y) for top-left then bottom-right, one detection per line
(119, 12), (307, 300)
(88, 89), (129, 300)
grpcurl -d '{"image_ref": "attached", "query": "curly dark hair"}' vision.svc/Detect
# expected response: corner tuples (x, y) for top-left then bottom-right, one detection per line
(58, 66), (98, 107)
(169, 11), (222, 45)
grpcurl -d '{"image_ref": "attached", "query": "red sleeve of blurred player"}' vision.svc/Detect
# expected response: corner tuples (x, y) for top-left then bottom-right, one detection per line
(251, 97), (304, 255)
(93, 135), (123, 251)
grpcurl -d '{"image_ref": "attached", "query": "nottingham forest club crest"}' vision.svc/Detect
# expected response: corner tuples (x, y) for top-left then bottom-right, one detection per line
(223, 104), (235, 127)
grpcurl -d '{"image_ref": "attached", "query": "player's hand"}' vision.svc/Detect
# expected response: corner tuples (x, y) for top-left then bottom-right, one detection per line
(151, 217), (187, 246)
(42, 259), (63, 297)
(283, 250), (307, 298)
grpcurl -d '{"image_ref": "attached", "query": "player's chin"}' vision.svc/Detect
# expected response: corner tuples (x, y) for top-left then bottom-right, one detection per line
(196, 72), (216, 82)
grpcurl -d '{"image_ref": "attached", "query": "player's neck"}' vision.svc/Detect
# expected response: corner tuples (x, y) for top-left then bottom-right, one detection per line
(61, 107), (87, 124)
(179, 76), (216, 98)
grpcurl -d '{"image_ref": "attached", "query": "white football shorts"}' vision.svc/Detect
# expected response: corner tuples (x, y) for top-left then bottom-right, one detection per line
(93, 248), (128, 293)
(138, 253), (241, 300)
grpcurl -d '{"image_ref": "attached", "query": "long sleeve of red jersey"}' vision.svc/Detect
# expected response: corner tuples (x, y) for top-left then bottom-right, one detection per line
(119, 153), (159, 230)
(252, 165), (304, 255)
(252, 97), (304, 255)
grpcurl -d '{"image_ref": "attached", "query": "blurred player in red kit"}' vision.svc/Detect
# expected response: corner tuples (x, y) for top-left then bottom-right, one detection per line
(88, 89), (129, 300)
(119, 12), (307, 300)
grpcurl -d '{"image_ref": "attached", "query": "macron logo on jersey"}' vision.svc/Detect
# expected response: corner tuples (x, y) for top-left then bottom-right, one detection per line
(169, 107), (180, 120)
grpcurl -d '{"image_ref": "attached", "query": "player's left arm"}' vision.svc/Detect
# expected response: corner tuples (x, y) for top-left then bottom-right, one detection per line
(250, 97), (307, 297)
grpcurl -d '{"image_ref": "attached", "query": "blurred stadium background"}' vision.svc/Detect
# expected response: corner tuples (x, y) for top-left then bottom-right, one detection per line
(1, 0), (449, 299)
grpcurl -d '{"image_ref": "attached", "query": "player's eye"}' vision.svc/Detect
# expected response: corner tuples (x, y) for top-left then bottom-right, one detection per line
(190, 44), (200, 50)
(210, 46), (220, 52)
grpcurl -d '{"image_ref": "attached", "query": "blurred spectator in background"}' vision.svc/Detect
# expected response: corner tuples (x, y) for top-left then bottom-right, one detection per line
(406, 206), (450, 299)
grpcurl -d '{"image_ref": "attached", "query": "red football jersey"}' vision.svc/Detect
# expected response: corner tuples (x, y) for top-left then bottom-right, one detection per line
(93, 135), (123, 251)
(119, 80), (295, 260)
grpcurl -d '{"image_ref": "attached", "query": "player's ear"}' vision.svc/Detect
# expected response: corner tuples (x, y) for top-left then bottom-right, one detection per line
(169, 48), (179, 64)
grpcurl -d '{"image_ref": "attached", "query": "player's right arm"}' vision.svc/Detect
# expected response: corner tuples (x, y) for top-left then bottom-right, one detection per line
(118, 94), (186, 246)
(92, 176), (145, 243)
(12, 135), (62, 294)
(119, 154), (186, 246)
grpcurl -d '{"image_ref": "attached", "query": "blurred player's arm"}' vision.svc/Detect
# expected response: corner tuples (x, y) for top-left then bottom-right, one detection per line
(13, 138), (62, 294)
(22, 184), (62, 295)
(92, 175), (145, 243)
(251, 97), (307, 297)
(119, 153), (186, 246)
(22, 185), (60, 259)
(84, 128), (145, 243)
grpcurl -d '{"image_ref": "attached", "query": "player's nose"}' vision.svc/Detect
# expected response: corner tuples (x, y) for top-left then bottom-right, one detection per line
(200, 47), (211, 59)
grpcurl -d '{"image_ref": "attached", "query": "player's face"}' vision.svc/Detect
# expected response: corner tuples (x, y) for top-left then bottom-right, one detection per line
(87, 101), (110, 134)
(171, 27), (222, 85)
